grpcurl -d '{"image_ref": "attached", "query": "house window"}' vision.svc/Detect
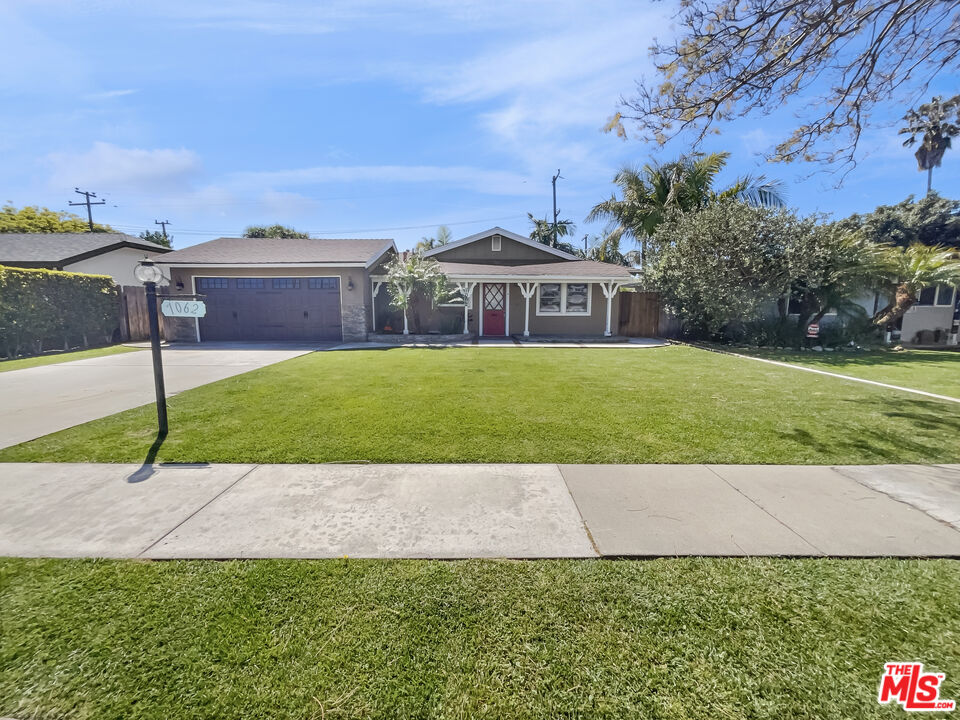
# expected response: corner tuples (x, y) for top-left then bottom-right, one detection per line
(491, 235), (502, 252)
(198, 277), (228, 289)
(935, 285), (955, 306)
(538, 283), (562, 313)
(917, 286), (937, 306)
(536, 282), (592, 316)
(236, 278), (264, 289)
(439, 283), (473, 308)
(307, 277), (339, 290)
(565, 283), (589, 313)
(272, 278), (301, 289)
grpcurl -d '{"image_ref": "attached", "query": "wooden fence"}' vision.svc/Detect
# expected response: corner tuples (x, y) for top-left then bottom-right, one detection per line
(118, 285), (164, 341)
(618, 291), (660, 337)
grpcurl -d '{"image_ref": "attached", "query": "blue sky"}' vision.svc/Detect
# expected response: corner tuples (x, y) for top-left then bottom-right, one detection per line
(3, 0), (958, 251)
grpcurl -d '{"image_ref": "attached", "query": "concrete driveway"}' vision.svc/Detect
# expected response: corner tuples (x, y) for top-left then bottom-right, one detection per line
(0, 343), (324, 449)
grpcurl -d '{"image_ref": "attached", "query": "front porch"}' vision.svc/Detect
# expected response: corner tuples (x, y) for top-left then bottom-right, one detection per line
(370, 275), (634, 339)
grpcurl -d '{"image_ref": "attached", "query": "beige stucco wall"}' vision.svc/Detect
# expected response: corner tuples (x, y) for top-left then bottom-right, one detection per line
(65, 246), (163, 287)
(430, 235), (567, 264)
(901, 298), (956, 344)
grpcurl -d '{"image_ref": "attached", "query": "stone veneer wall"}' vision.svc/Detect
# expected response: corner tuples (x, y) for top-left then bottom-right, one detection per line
(341, 303), (368, 342)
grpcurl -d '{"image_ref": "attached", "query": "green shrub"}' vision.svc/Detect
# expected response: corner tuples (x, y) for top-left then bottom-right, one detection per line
(0, 265), (119, 358)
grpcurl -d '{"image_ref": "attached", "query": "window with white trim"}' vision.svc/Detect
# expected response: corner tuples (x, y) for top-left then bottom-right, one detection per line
(918, 284), (955, 307)
(491, 235), (502, 252)
(536, 282), (592, 315)
(439, 283), (474, 308)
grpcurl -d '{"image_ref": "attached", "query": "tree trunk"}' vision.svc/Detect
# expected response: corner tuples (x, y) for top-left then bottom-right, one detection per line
(874, 285), (915, 325)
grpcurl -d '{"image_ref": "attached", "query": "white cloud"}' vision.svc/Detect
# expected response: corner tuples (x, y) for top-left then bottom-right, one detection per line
(44, 142), (202, 193)
(85, 89), (139, 100)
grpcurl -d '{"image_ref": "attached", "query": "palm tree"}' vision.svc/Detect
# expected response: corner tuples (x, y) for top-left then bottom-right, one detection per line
(873, 243), (960, 326)
(899, 95), (960, 194)
(527, 213), (576, 250)
(586, 152), (784, 265)
(413, 225), (452, 254)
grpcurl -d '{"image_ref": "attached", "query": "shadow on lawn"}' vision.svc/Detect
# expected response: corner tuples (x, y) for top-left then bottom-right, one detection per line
(778, 397), (960, 463)
(126, 431), (167, 484)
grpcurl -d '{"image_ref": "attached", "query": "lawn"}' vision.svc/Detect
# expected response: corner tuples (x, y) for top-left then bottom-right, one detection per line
(1, 345), (957, 465)
(0, 344), (141, 372)
(725, 346), (960, 399)
(1, 557), (957, 719)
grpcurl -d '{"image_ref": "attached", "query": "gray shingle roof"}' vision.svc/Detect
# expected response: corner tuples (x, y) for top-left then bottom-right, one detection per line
(155, 237), (395, 265)
(437, 260), (635, 279)
(0, 232), (170, 265)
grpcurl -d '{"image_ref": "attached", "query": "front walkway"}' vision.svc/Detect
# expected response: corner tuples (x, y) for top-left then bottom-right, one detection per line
(2, 463), (958, 559)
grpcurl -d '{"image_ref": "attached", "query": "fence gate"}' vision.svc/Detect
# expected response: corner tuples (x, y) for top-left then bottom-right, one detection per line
(618, 291), (660, 337)
(119, 285), (163, 341)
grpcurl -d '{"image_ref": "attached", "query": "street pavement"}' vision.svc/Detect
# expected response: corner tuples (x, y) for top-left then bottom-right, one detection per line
(2, 463), (959, 559)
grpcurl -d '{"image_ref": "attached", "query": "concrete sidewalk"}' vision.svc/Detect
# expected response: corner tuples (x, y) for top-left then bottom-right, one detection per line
(1, 463), (959, 559)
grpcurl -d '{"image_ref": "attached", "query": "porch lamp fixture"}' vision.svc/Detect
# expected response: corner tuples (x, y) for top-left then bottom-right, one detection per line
(347, 276), (355, 291)
(134, 260), (168, 436)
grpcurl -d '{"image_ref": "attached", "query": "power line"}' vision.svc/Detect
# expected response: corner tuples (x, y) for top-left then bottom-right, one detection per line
(106, 213), (529, 238)
(68, 188), (106, 231)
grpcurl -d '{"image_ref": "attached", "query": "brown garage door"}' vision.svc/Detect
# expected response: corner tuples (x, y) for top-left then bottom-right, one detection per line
(196, 277), (342, 341)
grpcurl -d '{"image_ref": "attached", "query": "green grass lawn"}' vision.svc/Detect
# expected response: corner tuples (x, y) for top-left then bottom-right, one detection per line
(1, 345), (957, 465)
(726, 346), (960, 399)
(0, 344), (141, 372)
(1, 558), (957, 719)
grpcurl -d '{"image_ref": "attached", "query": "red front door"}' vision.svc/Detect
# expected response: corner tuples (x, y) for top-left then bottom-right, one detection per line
(482, 283), (506, 336)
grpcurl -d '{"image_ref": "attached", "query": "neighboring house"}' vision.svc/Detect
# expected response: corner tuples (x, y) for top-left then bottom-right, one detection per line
(156, 236), (397, 342)
(375, 227), (634, 338)
(0, 233), (172, 286)
(155, 228), (634, 343)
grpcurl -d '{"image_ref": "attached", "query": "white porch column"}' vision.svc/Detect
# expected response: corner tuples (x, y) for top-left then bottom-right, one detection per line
(455, 281), (477, 334)
(371, 280), (383, 333)
(600, 281), (623, 337)
(517, 282), (538, 337)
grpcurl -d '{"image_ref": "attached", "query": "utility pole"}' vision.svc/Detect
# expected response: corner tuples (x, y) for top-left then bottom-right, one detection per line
(551, 169), (561, 248)
(68, 188), (106, 231)
(154, 219), (171, 239)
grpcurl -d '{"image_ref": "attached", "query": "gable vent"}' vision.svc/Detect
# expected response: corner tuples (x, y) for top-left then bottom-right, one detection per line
(491, 234), (502, 251)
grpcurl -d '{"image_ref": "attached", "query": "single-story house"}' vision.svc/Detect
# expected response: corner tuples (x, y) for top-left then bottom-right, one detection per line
(154, 228), (634, 343)
(0, 232), (172, 286)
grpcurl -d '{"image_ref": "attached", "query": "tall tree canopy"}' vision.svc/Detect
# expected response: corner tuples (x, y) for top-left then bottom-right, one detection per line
(139, 229), (172, 248)
(242, 224), (309, 239)
(413, 225), (452, 254)
(0, 205), (114, 233)
(612, 0), (960, 171)
(899, 94), (960, 193)
(586, 152), (783, 262)
(527, 213), (579, 254)
(836, 193), (960, 249)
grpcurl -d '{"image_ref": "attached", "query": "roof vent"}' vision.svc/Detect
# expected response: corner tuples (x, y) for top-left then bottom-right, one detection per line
(491, 234), (502, 252)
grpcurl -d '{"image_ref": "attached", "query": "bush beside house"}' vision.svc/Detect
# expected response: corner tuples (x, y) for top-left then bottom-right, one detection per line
(0, 265), (119, 359)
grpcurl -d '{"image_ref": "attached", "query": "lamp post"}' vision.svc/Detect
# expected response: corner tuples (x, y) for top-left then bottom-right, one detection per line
(134, 260), (167, 435)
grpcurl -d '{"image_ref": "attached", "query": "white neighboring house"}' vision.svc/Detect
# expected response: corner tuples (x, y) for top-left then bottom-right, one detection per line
(0, 233), (171, 286)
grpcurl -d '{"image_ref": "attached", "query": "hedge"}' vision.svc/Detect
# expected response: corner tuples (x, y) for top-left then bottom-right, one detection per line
(0, 265), (120, 359)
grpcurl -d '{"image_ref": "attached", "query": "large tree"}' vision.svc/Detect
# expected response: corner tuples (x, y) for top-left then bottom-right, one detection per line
(612, 0), (960, 172)
(837, 193), (960, 249)
(413, 225), (452, 254)
(242, 224), (309, 239)
(586, 152), (783, 264)
(527, 213), (579, 254)
(139, 229), (172, 248)
(0, 205), (114, 233)
(648, 201), (881, 336)
(873, 243), (960, 325)
(899, 94), (960, 193)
